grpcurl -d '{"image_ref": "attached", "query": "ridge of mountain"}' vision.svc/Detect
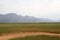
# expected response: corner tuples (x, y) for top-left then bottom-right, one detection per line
(0, 13), (54, 22)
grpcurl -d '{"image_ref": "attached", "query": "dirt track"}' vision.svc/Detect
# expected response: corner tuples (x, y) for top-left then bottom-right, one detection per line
(0, 32), (60, 40)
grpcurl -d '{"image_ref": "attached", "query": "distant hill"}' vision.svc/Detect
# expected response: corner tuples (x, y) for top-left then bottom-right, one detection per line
(0, 13), (53, 23)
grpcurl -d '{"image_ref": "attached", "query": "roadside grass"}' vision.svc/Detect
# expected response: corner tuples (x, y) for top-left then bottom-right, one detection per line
(9, 35), (60, 40)
(0, 23), (60, 35)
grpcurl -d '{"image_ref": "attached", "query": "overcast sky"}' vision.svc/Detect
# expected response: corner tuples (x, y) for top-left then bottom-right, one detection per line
(0, 0), (60, 20)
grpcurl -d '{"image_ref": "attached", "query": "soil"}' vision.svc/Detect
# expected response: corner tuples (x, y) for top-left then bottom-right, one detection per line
(0, 32), (60, 40)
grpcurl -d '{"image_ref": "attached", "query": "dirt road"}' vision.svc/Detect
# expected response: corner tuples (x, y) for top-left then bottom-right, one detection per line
(0, 32), (60, 40)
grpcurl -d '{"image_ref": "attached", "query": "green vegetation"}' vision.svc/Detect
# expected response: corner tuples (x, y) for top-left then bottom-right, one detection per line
(0, 23), (60, 35)
(9, 35), (60, 40)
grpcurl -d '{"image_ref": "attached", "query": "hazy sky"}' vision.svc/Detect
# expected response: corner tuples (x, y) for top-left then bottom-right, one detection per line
(0, 0), (60, 20)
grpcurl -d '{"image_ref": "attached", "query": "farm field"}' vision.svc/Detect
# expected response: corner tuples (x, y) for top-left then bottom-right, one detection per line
(0, 23), (60, 40)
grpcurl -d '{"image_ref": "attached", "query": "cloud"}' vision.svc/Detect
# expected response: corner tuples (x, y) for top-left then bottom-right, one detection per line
(0, 0), (60, 20)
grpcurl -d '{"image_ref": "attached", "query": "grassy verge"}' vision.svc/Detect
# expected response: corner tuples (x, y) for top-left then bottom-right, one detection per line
(9, 35), (60, 40)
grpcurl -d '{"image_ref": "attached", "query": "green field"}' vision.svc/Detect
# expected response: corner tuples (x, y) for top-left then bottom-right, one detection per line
(0, 23), (60, 35)
(9, 35), (60, 40)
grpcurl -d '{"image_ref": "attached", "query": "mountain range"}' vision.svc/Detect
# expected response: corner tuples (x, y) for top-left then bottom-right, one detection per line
(0, 13), (56, 23)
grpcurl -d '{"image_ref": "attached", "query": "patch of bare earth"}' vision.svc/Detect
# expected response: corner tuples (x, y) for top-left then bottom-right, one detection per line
(0, 32), (60, 40)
